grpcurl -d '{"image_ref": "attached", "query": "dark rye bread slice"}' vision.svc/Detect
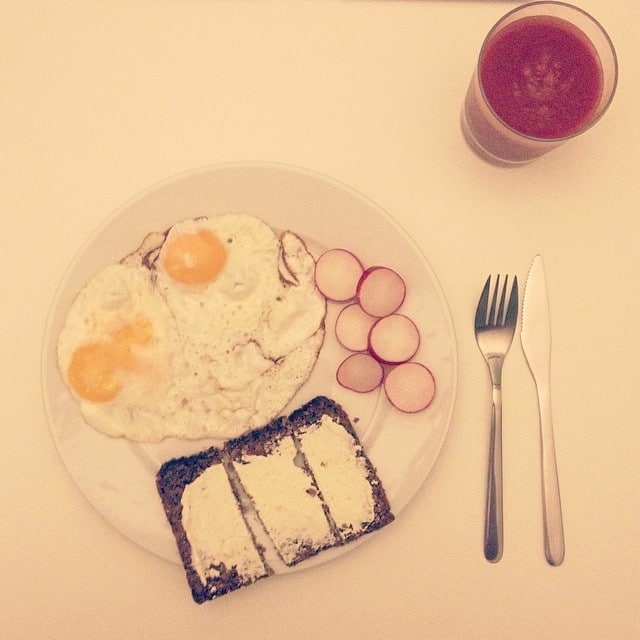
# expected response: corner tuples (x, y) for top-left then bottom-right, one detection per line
(156, 396), (394, 603)
(289, 396), (395, 542)
(156, 448), (270, 603)
(225, 411), (339, 566)
(226, 396), (394, 566)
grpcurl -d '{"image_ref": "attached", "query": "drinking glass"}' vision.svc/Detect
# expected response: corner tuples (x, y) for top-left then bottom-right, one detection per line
(461, 1), (618, 166)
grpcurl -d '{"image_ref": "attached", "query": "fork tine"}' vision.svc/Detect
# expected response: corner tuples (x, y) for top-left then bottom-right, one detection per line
(497, 276), (509, 326)
(505, 275), (519, 326)
(475, 275), (491, 329)
(488, 275), (500, 326)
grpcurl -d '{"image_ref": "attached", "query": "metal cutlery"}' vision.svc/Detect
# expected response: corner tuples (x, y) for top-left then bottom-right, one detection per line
(474, 274), (519, 563)
(521, 255), (565, 566)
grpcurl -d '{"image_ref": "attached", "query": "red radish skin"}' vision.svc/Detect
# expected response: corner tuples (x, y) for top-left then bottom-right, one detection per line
(314, 249), (364, 302)
(335, 303), (378, 352)
(384, 362), (436, 413)
(368, 314), (420, 364)
(357, 266), (406, 317)
(336, 353), (384, 393)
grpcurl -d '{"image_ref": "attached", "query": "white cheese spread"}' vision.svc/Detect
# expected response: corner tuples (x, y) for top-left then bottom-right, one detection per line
(181, 463), (267, 586)
(297, 416), (375, 538)
(232, 435), (336, 564)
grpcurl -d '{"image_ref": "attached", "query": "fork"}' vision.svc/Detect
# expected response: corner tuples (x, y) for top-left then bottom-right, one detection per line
(474, 274), (519, 562)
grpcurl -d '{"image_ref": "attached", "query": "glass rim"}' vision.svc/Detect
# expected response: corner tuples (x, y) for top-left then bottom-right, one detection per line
(476, 0), (619, 144)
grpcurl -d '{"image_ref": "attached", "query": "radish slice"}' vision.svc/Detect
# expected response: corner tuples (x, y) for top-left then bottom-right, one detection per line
(357, 266), (406, 317)
(368, 314), (420, 364)
(384, 362), (436, 413)
(315, 249), (364, 302)
(336, 353), (384, 393)
(335, 303), (378, 352)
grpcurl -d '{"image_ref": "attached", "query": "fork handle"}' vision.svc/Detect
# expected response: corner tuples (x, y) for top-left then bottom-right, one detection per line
(484, 386), (503, 562)
(484, 385), (503, 562)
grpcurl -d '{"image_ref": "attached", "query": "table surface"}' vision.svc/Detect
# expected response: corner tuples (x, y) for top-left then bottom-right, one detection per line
(3, 1), (639, 638)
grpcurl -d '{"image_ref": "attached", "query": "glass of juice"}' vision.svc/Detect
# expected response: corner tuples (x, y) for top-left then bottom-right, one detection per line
(461, 1), (618, 165)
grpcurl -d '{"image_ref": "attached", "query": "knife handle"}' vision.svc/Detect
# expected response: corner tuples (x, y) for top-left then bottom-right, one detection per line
(539, 384), (565, 566)
(484, 390), (503, 562)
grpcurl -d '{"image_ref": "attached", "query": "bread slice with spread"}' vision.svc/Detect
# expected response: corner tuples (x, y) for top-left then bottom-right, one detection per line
(155, 447), (271, 603)
(156, 396), (394, 603)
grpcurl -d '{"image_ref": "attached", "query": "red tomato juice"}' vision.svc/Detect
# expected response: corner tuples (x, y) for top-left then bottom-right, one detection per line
(480, 15), (603, 139)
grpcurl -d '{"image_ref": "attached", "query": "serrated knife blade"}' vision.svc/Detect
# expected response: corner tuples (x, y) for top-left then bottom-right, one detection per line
(521, 255), (565, 566)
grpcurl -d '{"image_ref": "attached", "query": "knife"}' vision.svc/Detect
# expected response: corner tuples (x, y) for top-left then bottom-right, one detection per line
(520, 255), (565, 566)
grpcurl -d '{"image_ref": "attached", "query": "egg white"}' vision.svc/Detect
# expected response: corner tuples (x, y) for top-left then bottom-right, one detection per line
(57, 214), (326, 442)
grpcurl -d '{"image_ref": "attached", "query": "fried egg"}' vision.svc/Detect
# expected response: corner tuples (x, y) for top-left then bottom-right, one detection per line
(57, 214), (326, 441)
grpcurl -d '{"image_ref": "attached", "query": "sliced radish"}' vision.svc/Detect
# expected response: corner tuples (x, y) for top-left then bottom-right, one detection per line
(384, 362), (436, 413)
(368, 314), (420, 364)
(335, 303), (378, 352)
(357, 266), (406, 317)
(314, 248), (364, 302)
(336, 353), (384, 393)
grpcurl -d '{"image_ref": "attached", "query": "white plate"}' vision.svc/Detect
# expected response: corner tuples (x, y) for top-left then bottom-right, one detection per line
(42, 162), (457, 568)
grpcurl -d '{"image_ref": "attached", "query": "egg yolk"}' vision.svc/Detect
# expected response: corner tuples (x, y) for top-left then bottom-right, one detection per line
(162, 229), (227, 285)
(67, 315), (154, 403)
